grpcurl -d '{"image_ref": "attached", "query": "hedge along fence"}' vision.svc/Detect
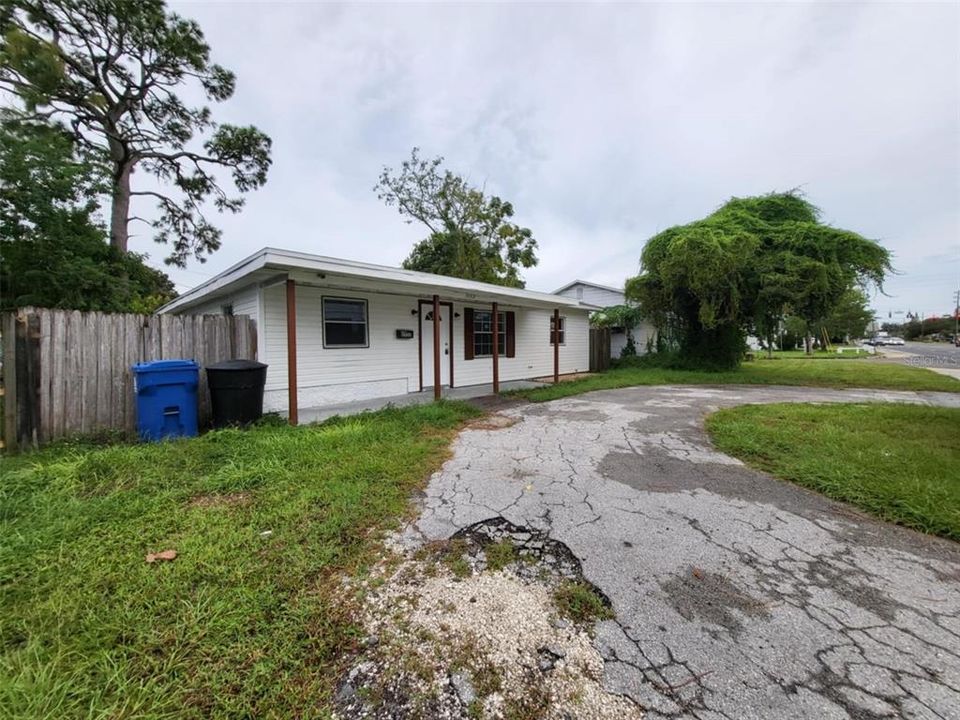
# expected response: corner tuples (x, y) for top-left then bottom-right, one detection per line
(1, 308), (257, 451)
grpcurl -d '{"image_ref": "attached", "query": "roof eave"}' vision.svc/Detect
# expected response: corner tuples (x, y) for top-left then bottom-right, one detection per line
(158, 247), (586, 314)
(156, 249), (270, 314)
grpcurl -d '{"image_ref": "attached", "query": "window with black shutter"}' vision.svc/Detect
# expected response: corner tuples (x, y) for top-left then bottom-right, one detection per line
(473, 310), (506, 357)
(465, 308), (516, 359)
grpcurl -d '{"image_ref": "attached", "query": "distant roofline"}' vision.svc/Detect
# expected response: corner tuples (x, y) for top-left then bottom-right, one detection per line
(552, 279), (625, 296)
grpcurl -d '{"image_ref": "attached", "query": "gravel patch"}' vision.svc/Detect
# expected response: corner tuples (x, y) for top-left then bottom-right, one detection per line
(333, 521), (642, 720)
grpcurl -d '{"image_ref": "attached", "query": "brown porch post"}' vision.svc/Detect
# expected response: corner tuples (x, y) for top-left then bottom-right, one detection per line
(286, 278), (298, 425)
(432, 294), (441, 400)
(491, 302), (499, 393)
(553, 307), (560, 384)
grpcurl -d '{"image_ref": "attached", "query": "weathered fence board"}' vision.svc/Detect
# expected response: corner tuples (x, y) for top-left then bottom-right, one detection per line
(0, 308), (257, 450)
(1, 313), (17, 450)
(124, 313), (141, 435)
(589, 327), (612, 373)
(51, 310), (67, 439)
(95, 314), (112, 430)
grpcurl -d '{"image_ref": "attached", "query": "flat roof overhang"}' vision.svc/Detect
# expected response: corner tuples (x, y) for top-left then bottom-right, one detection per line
(159, 248), (588, 314)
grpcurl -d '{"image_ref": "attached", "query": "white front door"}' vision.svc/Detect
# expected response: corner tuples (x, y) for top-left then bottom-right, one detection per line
(421, 304), (451, 388)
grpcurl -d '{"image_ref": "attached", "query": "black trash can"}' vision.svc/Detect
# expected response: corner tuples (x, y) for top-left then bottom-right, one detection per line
(205, 360), (269, 428)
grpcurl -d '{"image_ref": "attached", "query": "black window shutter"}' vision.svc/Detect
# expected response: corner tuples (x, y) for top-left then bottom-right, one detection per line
(506, 311), (516, 358)
(464, 307), (475, 360)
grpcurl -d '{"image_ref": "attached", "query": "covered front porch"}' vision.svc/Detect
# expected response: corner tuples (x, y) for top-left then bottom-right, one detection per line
(281, 277), (572, 425)
(296, 379), (546, 424)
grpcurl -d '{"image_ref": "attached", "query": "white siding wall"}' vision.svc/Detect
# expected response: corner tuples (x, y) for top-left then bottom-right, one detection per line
(188, 285), (261, 332)
(258, 285), (591, 413)
(261, 284), (421, 411)
(611, 321), (657, 358)
(556, 283), (658, 358)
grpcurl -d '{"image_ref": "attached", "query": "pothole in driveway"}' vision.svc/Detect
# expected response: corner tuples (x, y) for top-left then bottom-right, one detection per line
(333, 518), (640, 720)
(450, 517), (594, 584)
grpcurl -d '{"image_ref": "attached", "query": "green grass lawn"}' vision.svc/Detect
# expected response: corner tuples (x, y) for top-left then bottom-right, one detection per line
(706, 403), (960, 541)
(515, 357), (959, 403)
(764, 349), (872, 359)
(0, 402), (479, 719)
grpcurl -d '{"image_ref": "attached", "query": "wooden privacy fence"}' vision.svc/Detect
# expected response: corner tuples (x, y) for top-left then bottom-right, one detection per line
(588, 327), (611, 372)
(1, 307), (257, 451)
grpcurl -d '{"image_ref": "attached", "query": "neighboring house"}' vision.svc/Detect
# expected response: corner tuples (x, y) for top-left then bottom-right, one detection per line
(159, 248), (590, 420)
(553, 280), (656, 358)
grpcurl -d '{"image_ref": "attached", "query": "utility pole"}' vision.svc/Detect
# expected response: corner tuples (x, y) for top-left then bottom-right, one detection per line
(954, 288), (959, 341)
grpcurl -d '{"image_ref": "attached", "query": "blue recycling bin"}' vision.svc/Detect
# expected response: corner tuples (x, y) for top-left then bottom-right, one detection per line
(132, 360), (200, 441)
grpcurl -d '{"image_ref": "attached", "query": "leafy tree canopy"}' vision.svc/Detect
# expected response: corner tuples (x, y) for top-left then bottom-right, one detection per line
(627, 192), (890, 368)
(0, 0), (272, 266)
(590, 304), (645, 330)
(376, 148), (538, 288)
(823, 287), (874, 343)
(0, 117), (176, 312)
(592, 304), (648, 358)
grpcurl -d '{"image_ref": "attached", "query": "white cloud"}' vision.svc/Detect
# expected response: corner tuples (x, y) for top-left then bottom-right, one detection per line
(149, 1), (959, 314)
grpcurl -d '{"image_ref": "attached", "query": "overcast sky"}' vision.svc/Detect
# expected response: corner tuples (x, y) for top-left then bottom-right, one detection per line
(145, 1), (960, 320)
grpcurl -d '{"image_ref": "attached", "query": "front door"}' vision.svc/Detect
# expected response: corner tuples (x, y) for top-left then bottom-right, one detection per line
(421, 304), (451, 388)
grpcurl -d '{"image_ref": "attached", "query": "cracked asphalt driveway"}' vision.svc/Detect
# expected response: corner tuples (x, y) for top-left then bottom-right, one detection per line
(404, 384), (960, 719)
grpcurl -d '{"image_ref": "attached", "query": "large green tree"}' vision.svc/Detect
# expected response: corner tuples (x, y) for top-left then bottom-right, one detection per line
(0, 0), (272, 266)
(376, 148), (538, 287)
(0, 117), (175, 311)
(627, 192), (890, 369)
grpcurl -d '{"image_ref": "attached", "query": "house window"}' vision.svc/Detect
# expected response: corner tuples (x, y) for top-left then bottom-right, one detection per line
(550, 316), (566, 345)
(221, 303), (234, 316)
(322, 297), (368, 348)
(473, 310), (506, 357)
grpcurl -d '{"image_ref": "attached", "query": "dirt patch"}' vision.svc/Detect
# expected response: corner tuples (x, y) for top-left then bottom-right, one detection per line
(334, 518), (638, 719)
(187, 492), (251, 509)
(465, 394), (526, 413)
(795, 554), (908, 623)
(532, 372), (597, 383)
(466, 414), (519, 431)
(660, 566), (771, 637)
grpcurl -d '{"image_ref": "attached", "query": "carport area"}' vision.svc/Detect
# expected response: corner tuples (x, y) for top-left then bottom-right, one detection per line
(402, 384), (960, 719)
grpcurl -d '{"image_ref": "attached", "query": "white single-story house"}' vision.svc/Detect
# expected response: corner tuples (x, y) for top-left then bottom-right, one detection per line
(159, 248), (591, 422)
(553, 280), (657, 358)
